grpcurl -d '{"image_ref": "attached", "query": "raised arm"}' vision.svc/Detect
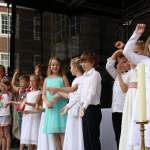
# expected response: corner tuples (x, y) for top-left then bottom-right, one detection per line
(123, 24), (148, 65)
(11, 70), (20, 93)
(106, 50), (123, 79)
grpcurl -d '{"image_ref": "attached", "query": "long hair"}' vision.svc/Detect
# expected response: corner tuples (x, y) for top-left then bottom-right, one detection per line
(71, 57), (84, 74)
(143, 36), (150, 57)
(47, 57), (64, 76)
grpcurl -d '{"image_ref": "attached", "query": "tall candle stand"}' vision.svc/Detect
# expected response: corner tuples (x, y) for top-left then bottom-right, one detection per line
(136, 121), (149, 150)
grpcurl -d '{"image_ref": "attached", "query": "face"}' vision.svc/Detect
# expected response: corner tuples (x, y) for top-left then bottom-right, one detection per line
(30, 76), (38, 89)
(50, 59), (61, 74)
(35, 67), (41, 76)
(20, 79), (29, 88)
(70, 63), (77, 76)
(80, 61), (94, 72)
(117, 57), (129, 72)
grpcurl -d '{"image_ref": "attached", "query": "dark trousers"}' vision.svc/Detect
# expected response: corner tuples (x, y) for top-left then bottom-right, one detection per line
(112, 112), (122, 148)
(82, 105), (102, 150)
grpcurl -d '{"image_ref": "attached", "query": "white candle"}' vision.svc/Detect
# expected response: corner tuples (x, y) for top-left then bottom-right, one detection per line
(137, 64), (147, 122)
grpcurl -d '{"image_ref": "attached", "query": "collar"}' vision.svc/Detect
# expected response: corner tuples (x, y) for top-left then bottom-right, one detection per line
(83, 68), (95, 76)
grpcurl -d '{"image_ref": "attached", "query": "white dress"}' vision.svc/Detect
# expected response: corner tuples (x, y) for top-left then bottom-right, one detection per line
(119, 69), (139, 150)
(123, 31), (150, 149)
(37, 103), (56, 150)
(63, 76), (84, 150)
(20, 90), (41, 145)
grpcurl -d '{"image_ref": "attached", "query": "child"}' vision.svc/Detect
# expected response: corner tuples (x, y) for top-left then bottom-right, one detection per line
(79, 51), (102, 150)
(0, 79), (12, 150)
(54, 57), (84, 150)
(106, 50), (130, 148)
(10, 69), (30, 139)
(119, 41), (145, 150)
(20, 74), (42, 150)
(34, 64), (44, 89)
(123, 24), (150, 150)
(42, 57), (69, 150)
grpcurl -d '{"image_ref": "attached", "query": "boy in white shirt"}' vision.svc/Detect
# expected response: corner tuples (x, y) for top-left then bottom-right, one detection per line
(79, 50), (102, 150)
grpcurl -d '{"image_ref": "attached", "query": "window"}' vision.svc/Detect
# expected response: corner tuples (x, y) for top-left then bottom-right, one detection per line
(70, 16), (80, 37)
(0, 13), (11, 35)
(55, 14), (65, 42)
(34, 55), (41, 66)
(33, 16), (41, 40)
(0, 53), (9, 69)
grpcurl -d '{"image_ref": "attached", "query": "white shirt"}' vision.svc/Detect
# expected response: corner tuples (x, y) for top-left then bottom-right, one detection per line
(80, 68), (102, 109)
(0, 93), (11, 116)
(106, 57), (129, 112)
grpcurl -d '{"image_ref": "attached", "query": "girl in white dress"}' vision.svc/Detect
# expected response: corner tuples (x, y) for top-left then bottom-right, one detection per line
(0, 79), (12, 150)
(20, 74), (41, 150)
(61, 57), (84, 150)
(123, 24), (150, 150)
(119, 41), (145, 150)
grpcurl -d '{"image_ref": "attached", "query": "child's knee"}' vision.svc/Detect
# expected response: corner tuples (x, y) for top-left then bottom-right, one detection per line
(0, 128), (4, 138)
(4, 126), (11, 137)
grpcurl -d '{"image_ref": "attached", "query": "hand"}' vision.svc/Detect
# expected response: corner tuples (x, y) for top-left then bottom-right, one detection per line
(47, 87), (58, 94)
(5, 102), (12, 108)
(79, 108), (85, 117)
(60, 106), (69, 115)
(114, 41), (124, 49)
(46, 99), (56, 108)
(135, 24), (146, 34)
(112, 49), (123, 59)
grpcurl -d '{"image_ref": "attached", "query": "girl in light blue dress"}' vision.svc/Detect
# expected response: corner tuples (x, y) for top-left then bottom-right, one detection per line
(42, 57), (69, 150)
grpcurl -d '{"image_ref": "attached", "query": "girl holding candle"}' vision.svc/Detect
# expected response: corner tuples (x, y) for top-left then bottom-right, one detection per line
(119, 41), (145, 150)
(123, 24), (150, 149)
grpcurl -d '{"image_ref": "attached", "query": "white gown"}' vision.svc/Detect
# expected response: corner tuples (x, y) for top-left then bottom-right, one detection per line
(123, 31), (150, 149)
(63, 76), (84, 150)
(20, 90), (41, 145)
(119, 69), (139, 150)
(37, 112), (56, 150)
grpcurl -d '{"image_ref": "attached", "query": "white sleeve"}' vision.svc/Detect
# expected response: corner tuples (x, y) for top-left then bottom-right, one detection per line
(67, 91), (80, 108)
(66, 77), (81, 108)
(106, 57), (117, 79)
(123, 32), (148, 65)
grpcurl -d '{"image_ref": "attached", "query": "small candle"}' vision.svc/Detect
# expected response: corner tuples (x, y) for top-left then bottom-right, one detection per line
(137, 64), (146, 122)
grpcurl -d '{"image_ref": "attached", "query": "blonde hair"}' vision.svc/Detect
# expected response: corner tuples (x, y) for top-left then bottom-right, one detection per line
(47, 57), (64, 76)
(71, 57), (84, 74)
(133, 40), (145, 54)
(143, 36), (150, 57)
(30, 74), (40, 82)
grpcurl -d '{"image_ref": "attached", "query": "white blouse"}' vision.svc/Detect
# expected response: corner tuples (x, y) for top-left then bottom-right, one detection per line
(106, 57), (129, 112)
(0, 93), (11, 116)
